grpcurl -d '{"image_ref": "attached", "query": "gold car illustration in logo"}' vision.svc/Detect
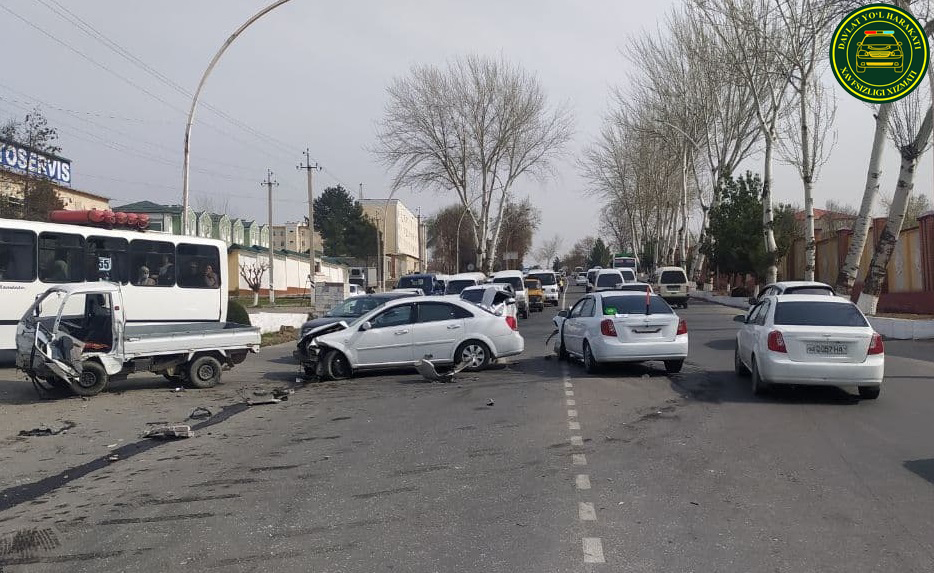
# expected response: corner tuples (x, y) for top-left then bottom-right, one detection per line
(855, 31), (903, 73)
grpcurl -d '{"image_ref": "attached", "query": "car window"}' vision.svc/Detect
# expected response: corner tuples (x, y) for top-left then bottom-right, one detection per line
(596, 273), (623, 287)
(747, 302), (765, 324)
(659, 270), (687, 283)
(569, 298), (588, 318)
(601, 295), (673, 315)
(580, 298), (596, 317)
(774, 302), (868, 327)
(493, 277), (523, 291)
(754, 300), (771, 326)
(417, 302), (462, 323)
(460, 289), (483, 303)
(370, 304), (414, 328)
(445, 279), (476, 295)
(528, 273), (556, 285)
(784, 286), (835, 296)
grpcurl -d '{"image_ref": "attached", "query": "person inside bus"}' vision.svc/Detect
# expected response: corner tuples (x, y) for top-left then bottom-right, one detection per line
(202, 264), (219, 288)
(157, 255), (174, 285)
(47, 259), (69, 282)
(136, 266), (156, 286)
(179, 260), (201, 287)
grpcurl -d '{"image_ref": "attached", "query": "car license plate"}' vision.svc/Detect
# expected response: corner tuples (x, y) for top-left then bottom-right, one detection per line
(806, 343), (847, 355)
(667, 286), (680, 291)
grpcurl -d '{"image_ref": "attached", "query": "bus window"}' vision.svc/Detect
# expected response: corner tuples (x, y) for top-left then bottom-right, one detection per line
(177, 244), (221, 289)
(130, 239), (175, 287)
(87, 236), (129, 284)
(0, 229), (37, 282)
(38, 232), (85, 283)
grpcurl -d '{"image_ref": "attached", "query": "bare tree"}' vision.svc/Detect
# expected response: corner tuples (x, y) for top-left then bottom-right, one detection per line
(239, 262), (268, 307)
(857, 92), (933, 315)
(373, 55), (573, 274)
(534, 234), (563, 268)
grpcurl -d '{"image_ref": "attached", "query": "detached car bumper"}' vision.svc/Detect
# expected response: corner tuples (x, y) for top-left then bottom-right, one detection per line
(758, 354), (884, 386)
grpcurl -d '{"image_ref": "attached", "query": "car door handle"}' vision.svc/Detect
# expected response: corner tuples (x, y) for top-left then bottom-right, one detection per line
(446, 325), (461, 330)
(394, 330), (409, 335)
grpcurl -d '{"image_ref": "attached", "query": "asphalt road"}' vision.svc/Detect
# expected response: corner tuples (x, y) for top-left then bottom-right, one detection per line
(0, 288), (932, 572)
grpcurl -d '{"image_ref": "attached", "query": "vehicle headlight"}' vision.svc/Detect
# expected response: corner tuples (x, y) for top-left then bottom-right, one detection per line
(858, 51), (868, 57)
(892, 51), (901, 57)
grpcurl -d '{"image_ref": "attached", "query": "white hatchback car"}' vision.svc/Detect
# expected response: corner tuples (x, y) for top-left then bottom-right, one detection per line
(734, 295), (884, 398)
(554, 291), (688, 374)
(306, 296), (524, 380)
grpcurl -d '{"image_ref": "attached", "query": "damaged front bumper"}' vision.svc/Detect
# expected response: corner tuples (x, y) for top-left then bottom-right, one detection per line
(294, 320), (348, 372)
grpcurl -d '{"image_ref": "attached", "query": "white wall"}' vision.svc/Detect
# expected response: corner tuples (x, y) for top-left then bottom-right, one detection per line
(232, 250), (346, 292)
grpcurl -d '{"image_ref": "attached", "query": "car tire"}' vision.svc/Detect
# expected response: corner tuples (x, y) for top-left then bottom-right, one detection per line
(456, 340), (491, 371)
(751, 356), (769, 396)
(664, 359), (684, 374)
(583, 342), (599, 374)
(858, 385), (881, 400)
(324, 350), (352, 381)
(70, 360), (109, 397)
(734, 345), (750, 377)
(187, 355), (223, 389)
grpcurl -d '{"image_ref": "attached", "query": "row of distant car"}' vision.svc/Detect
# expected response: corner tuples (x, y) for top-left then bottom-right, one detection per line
(570, 265), (692, 309)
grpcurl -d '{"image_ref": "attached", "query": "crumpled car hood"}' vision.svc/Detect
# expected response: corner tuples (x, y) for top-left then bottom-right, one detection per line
(298, 320), (348, 347)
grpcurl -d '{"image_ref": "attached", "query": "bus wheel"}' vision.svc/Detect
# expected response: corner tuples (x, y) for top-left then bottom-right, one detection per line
(187, 356), (222, 389)
(71, 361), (109, 397)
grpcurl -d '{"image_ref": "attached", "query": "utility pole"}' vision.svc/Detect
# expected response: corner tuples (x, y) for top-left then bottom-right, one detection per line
(358, 183), (364, 201)
(262, 169), (278, 304)
(297, 150), (321, 304)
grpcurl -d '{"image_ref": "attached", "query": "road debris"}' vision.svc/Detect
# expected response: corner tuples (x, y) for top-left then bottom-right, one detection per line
(486, 399), (495, 406)
(415, 357), (468, 383)
(188, 407), (213, 420)
(172, 387), (184, 393)
(18, 421), (76, 437)
(247, 398), (282, 406)
(108, 454), (119, 462)
(272, 388), (294, 400)
(142, 425), (193, 439)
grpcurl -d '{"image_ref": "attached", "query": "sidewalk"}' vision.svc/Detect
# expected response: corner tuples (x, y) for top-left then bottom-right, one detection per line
(691, 291), (934, 340)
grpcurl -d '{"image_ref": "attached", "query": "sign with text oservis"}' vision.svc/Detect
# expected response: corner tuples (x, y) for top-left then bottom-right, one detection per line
(0, 137), (72, 185)
(830, 3), (929, 104)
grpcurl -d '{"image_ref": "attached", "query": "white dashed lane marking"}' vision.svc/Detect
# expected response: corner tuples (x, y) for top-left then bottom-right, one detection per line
(572, 454), (587, 466)
(583, 538), (605, 563)
(568, 421), (580, 431)
(579, 502), (597, 521)
(570, 436), (583, 446)
(575, 474), (591, 490)
(565, 390), (574, 397)
(564, 381), (573, 389)
(568, 409), (577, 418)
(567, 399), (576, 406)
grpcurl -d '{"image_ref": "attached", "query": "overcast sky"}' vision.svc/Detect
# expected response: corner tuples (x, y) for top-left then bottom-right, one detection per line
(1, 0), (930, 260)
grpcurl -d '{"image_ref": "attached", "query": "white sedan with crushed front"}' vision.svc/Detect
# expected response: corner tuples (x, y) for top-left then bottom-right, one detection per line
(734, 294), (884, 399)
(305, 296), (524, 380)
(554, 291), (688, 374)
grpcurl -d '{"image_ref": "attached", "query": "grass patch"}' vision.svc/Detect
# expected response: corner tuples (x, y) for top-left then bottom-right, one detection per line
(231, 296), (311, 309)
(261, 328), (299, 347)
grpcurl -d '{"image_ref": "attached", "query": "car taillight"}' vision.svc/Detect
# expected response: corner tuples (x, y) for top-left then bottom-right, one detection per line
(600, 319), (618, 337)
(868, 333), (884, 355)
(767, 330), (786, 353)
(505, 316), (518, 331)
(676, 318), (687, 335)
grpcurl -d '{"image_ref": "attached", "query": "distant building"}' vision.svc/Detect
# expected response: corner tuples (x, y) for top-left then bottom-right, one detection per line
(359, 198), (421, 280)
(794, 208), (858, 238)
(113, 201), (269, 247)
(271, 221), (322, 254)
(0, 171), (109, 214)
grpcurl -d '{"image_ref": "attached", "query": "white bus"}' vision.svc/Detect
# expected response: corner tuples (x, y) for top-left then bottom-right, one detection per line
(612, 255), (638, 272)
(0, 217), (228, 360)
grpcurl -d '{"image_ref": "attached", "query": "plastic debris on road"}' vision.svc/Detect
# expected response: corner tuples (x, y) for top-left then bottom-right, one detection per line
(142, 425), (193, 439)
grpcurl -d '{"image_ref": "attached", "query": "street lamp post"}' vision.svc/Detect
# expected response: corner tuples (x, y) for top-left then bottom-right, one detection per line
(455, 195), (482, 274)
(181, 0), (295, 235)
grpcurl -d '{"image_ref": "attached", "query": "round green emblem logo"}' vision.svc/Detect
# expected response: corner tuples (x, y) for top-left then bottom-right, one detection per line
(830, 3), (929, 103)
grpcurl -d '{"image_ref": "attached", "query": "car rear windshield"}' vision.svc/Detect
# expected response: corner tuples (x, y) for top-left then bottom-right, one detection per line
(493, 277), (523, 291)
(445, 279), (475, 295)
(774, 302), (868, 327)
(596, 274), (623, 287)
(862, 35), (897, 45)
(460, 289), (483, 303)
(601, 295), (673, 315)
(615, 284), (650, 292)
(397, 276), (429, 289)
(528, 273), (556, 285)
(784, 286), (834, 296)
(660, 270), (687, 283)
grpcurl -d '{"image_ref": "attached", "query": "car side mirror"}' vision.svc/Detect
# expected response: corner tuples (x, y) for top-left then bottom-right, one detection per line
(733, 314), (747, 323)
(506, 297), (516, 305)
(557, 309), (569, 318)
(360, 321), (372, 331)
(748, 296), (757, 306)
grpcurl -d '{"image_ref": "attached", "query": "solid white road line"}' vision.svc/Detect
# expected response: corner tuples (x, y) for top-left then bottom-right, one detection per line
(566, 399), (576, 406)
(575, 474), (591, 490)
(582, 537), (605, 563)
(568, 421), (580, 431)
(565, 390), (574, 397)
(570, 436), (584, 446)
(572, 453), (587, 466)
(568, 409), (577, 418)
(579, 502), (596, 521)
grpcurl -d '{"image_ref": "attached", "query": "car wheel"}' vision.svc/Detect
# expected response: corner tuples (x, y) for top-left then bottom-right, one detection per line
(583, 342), (599, 374)
(70, 361), (109, 397)
(858, 385), (881, 400)
(664, 359), (683, 374)
(456, 340), (491, 371)
(734, 345), (750, 377)
(324, 350), (353, 381)
(187, 355), (223, 389)
(751, 356), (769, 396)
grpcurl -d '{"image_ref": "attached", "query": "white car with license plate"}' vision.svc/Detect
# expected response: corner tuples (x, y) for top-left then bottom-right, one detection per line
(304, 296), (524, 380)
(554, 291), (688, 374)
(526, 271), (560, 305)
(575, 273), (588, 287)
(734, 295), (884, 398)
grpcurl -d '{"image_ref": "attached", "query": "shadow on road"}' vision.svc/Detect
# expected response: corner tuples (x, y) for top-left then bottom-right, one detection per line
(904, 459), (934, 486)
(669, 367), (861, 406)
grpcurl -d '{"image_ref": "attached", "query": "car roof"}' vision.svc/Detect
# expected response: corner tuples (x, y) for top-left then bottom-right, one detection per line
(768, 281), (833, 289)
(527, 270), (556, 275)
(596, 269), (623, 274)
(655, 266), (686, 272)
(595, 290), (660, 297)
(766, 294), (853, 304)
(370, 292), (417, 300)
(492, 270), (523, 277)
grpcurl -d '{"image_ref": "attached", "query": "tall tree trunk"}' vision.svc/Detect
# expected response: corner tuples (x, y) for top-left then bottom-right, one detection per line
(676, 148), (688, 267)
(762, 130), (779, 284)
(835, 104), (891, 294)
(252, 290), (260, 307)
(799, 76), (816, 282)
(857, 111), (934, 315)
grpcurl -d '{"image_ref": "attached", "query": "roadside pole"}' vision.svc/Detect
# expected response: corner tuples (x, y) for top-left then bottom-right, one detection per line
(298, 151), (320, 306)
(263, 170), (278, 304)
